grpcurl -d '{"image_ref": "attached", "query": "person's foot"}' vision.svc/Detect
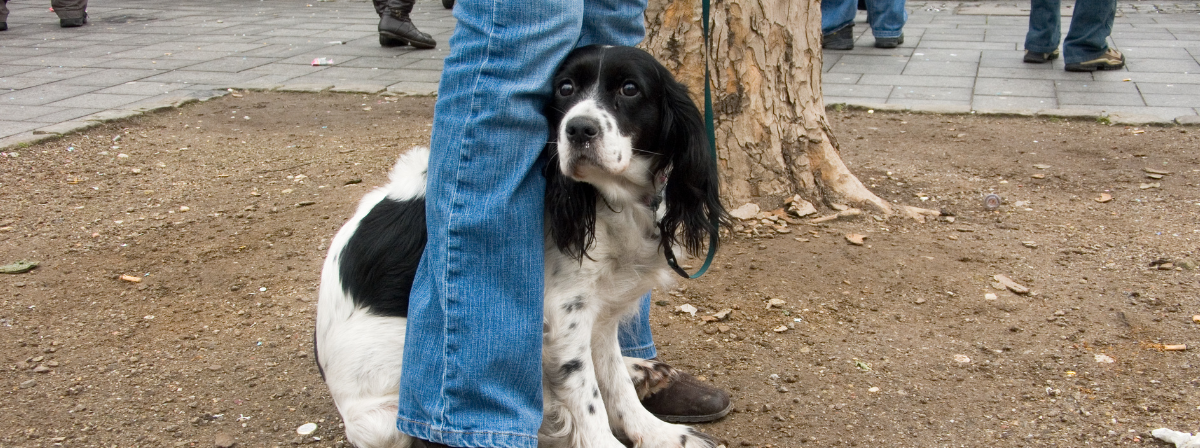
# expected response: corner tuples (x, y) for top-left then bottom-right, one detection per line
(1023, 49), (1060, 63)
(874, 34), (903, 48)
(0, 22), (8, 31)
(1065, 47), (1125, 72)
(60, 13), (87, 28)
(640, 363), (732, 423)
(442, 0), (455, 9)
(822, 24), (854, 51)
(379, 13), (436, 49)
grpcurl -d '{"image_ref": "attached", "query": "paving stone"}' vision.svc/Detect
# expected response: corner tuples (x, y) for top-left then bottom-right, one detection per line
(1058, 91), (1146, 107)
(858, 74), (975, 88)
(32, 121), (98, 136)
(822, 84), (894, 98)
(277, 83), (334, 93)
(974, 78), (1056, 97)
(0, 132), (56, 150)
(890, 86), (973, 102)
(330, 83), (389, 94)
(386, 82), (439, 96)
(1175, 115), (1200, 125)
(47, 93), (151, 109)
(84, 109), (148, 123)
(972, 96), (1057, 111)
(1107, 112), (1174, 126)
(906, 104), (974, 114)
(1036, 108), (1106, 119)
(24, 108), (105, 124)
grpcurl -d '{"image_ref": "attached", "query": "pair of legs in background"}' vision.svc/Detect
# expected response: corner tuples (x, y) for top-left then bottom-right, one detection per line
(1024, 0), (1123, 71)
(396, 0), (724, 447)
(0, 0), (88, 30)
(820, 0), (907, 50)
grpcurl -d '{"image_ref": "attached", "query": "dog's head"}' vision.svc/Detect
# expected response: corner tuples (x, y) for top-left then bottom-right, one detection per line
(544, 45), (729, 260)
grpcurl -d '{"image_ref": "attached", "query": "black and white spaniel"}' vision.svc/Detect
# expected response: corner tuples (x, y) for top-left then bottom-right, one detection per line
(315, 45), (729, 448)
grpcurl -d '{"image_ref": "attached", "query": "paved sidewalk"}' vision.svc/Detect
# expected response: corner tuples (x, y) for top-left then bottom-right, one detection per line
(824, 1), (1200, 124)
(2, 1), (1200, 149)
(0, 0), (453, 148)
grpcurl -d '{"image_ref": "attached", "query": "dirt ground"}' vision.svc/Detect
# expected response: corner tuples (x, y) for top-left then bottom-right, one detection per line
(2, 91), (1198, 448)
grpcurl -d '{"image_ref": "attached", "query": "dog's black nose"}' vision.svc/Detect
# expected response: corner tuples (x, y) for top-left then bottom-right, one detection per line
(564, 116), (601, 145)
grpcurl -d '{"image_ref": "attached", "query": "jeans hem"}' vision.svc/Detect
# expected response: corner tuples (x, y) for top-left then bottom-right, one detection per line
(619, 344), (658, 360)
(398, 417), (539, 448)
(871, 30), (902, 39)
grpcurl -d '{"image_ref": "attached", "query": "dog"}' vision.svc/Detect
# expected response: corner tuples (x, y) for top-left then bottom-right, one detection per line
(315, 45), (729, 448)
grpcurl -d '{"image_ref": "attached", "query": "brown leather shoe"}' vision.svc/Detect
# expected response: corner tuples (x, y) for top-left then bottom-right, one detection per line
(640, 361), (732, 423)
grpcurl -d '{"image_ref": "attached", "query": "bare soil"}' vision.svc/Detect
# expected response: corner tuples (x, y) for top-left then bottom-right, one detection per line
(1, 92), (1198, 448)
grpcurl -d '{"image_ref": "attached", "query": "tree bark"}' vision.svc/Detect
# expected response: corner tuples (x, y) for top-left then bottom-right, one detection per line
(643, 0), (935, 220)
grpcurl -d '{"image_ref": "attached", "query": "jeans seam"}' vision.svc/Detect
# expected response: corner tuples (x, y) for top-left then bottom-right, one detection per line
(435, 0), (502, 431)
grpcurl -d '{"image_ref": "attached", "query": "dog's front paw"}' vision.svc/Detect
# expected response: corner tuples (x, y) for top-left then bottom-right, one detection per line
(630, 424), (716, 448)
(625, 357), (678, 400)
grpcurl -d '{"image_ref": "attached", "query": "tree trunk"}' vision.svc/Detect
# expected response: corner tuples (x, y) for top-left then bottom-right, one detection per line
(642, 0), (936, 220)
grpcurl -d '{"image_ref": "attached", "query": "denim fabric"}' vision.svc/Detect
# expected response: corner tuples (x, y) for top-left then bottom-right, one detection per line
(821, 0), (907, 38)
(618, 294), (659, 360)
(1025, 0), (1117, 64)
(395, 0), (646, 446)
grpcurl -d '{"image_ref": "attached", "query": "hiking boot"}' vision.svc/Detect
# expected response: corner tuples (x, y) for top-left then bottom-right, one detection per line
(60, 13), (87, 28)
(379, 12), (436, 49)
(822, 25), (854, 51)
(1065, 47), (1125, 72)
(1023, 49), (1060, 63)
(641, 366), (732, 423)
(874, 34), (903, 49)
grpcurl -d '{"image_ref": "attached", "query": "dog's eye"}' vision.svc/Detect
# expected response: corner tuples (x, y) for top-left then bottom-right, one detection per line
(558, 81), (575, 97)
(620, 82), (639, 97)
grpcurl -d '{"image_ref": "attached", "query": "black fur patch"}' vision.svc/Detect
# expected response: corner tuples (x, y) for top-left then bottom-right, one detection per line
(560, 359), (583, 376)
(588, 404), (596, 415)
(338, 197), (427, 317)
(562, 296), (585, 313)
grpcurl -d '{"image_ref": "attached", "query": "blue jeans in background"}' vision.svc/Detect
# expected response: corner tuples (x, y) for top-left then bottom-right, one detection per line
(395, 0), (647, 446)
(821, 0), (907, 39)
(1025, 0), (1118, 64)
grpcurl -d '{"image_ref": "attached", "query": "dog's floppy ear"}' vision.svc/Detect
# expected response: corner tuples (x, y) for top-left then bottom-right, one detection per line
(543, 145), (599, 260)
(656, 68), (731, 258)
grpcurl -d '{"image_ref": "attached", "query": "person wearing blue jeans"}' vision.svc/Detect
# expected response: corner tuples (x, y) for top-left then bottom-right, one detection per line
(396, 0), (728, 446)
(821, 0), (907, 50)
(1023, 0), (1123, 71)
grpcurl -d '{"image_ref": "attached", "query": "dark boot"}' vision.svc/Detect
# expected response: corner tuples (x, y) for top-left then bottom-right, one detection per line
(379, 0), (436, 49)
(59, 12), (87, 28)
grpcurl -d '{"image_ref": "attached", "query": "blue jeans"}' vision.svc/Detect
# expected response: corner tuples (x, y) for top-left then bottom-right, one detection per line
(395, 0), (647, 446)
(1025, 0), (1117, 64)
(821, 0), (906, 39)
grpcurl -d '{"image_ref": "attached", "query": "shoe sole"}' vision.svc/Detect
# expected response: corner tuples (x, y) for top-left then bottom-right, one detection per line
(380, 31), (435, 49)
(1064, 62), (1124, 72)
(652, 401), (734, 423)
(1023, 53), (1059, 63)
(822, 42), (854, 51)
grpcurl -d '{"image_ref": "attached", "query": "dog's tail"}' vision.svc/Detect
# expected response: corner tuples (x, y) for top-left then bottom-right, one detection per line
(385, 146), (430, 201)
